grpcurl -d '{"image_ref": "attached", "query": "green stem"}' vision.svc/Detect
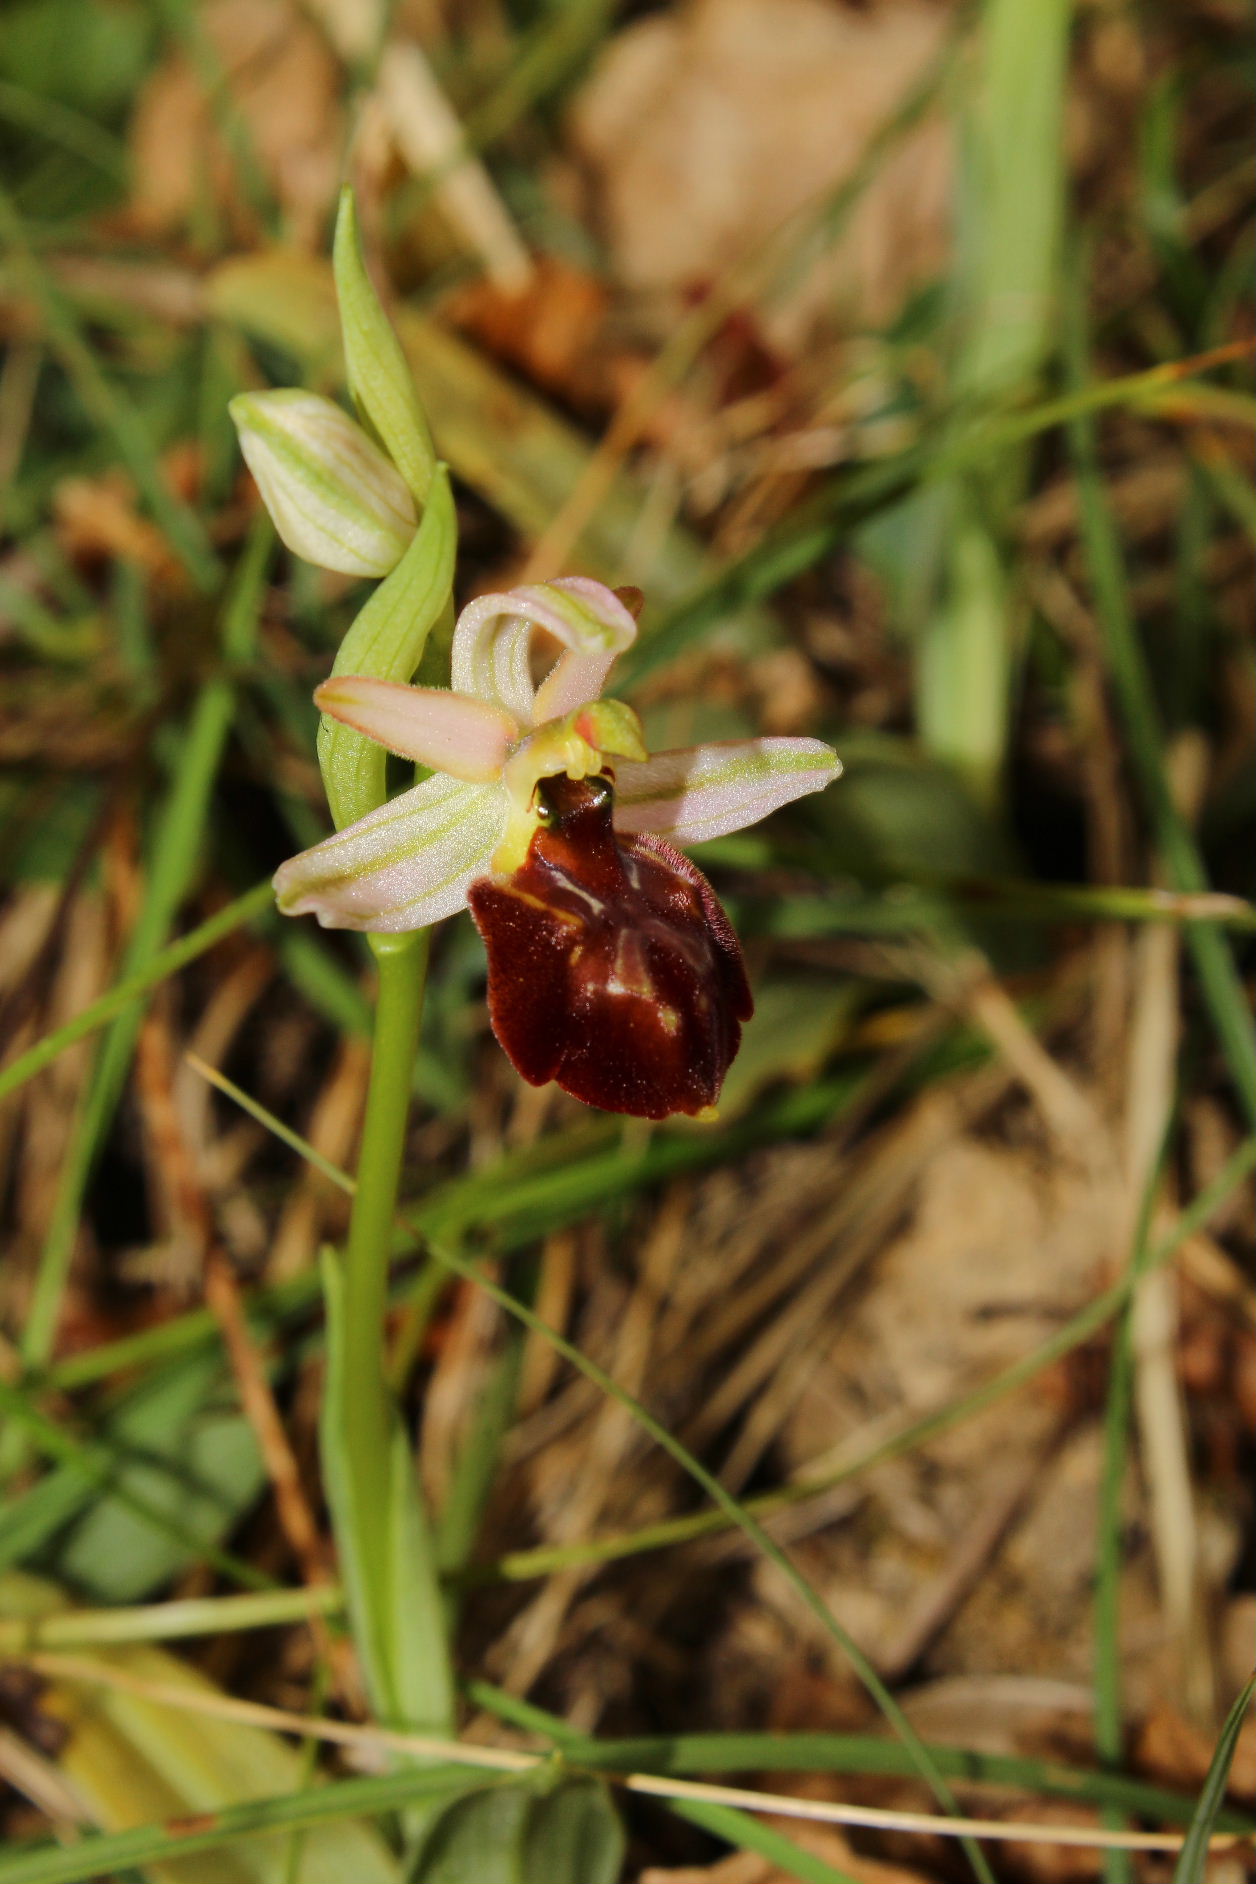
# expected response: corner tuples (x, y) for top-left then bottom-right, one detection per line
(340, 932), (431, 1541)
(321, 926), (454, 1733)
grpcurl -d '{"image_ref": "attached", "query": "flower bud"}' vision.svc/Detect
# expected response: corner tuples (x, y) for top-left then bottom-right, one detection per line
(229, 389), (416, 577)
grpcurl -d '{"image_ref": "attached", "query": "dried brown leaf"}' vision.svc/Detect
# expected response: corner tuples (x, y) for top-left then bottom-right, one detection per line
(128, 0), (341, 244)
(569, 0), (952, 350)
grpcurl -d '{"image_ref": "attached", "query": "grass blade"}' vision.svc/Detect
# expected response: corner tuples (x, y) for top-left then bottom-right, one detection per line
(1063, 253), (1256, 1124)
(476, 1707), (1253, 1834)
(917, 0), (1073, 800)
(1171, 1673), (1256, 1884)
(0, 1374), (269, 1591)
(0, 1766), (476, 1884)
(197, 1078), (996, 1884)
(0, 880), (274, 1105)
(17, 523), (272, 1375)
(0, 181), (221, 592)
(667, 1797), (862, 1884)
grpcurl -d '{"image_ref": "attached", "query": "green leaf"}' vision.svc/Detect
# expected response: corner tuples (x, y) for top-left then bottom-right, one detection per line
(521, 1779), (623, 1884)
(47, 1353), (267, 1602)
(917, 504), (1011, 810)
(0, 1765), (481, 1884)
(666, 1797), (860, 1884)
(59, 1649), (402, 1884)
(0, 0), (151, 117)
(407, 1777), (623, 1884)
(333, 188), (437, 505)
(412, 1784), (532, 1884)
(1171, 1673), (1256, 1884)
(316, 465), (456, 829)
(955, 0), (1073, 402)
(808, 740), (1016, 885)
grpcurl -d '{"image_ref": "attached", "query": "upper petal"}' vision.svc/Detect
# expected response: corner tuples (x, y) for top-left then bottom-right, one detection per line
(315, 676), (519, 783)
(451, 578), (639, 723)
(612, 739), (841, 846)
(274, 774), (508, 932)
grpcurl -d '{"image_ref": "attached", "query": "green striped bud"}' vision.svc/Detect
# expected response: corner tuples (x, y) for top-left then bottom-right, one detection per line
(229, 389), (416, 578)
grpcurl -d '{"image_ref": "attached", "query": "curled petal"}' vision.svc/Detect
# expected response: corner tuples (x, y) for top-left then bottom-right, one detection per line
(273, 775), (507, 932)
(613, 739), (842, 846)
(230, 389), (415, 576)
(531, 646), (618, 723)
(451, 578), (639, 722)
(315, 676), (519, 783)
(531, 583), (642, 720)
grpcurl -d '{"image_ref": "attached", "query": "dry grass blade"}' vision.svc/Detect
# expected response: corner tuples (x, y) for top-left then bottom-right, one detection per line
(19, 1653), (1252, 1857)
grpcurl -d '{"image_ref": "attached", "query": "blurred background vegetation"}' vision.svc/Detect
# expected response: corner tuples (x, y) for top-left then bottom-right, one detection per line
(0, 1), (1252, 1880)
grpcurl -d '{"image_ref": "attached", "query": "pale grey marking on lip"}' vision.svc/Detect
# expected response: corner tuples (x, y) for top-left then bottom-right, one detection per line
(542, 863), (608, 918)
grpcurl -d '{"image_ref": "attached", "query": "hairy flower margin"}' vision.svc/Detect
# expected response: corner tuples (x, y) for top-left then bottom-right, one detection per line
(271, 577), (841, 935)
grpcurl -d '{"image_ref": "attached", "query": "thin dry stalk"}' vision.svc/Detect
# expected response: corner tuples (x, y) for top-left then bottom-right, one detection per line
(135, 1020), (332, 1612)
(920, 940), (1108, 1165)
(269, 1033), (369, 1280)
(22, 1652), (1249, 1858)
(877, 1417), (1070, 1683)
(0, 1726), (86, 1835)
(517, 1227), (578, 1416)
(1029, 562), (1133, 1084)
(494, 1195), (691, 1700)
(375, 42), (532, 293)
(1177, 1230), (1256, 1323)
(203, 1252), (330, 1593)
(174, 948), (273, 1185)
(134, 991), (212, 1292)
(1123, 734), (1216, 1722)
(688, 1074), (1007, 1474)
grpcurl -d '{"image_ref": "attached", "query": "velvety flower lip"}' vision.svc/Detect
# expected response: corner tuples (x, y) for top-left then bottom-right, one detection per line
(273, 578), (841, 934)
(468, 773), (755, 1119)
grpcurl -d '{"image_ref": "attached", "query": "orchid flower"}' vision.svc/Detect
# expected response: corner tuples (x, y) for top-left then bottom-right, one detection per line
(229, 201), (839, 1113)
(272, 577), (839, 1115)
(274, 577), (838, 934)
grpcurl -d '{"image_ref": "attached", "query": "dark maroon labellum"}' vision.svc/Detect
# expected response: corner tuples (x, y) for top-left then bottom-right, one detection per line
(467, 772), (753, 1119)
